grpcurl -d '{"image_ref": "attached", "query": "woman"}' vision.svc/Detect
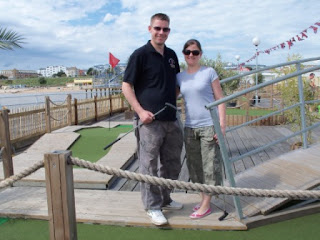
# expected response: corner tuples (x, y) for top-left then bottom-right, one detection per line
(177, 39), (226, 219)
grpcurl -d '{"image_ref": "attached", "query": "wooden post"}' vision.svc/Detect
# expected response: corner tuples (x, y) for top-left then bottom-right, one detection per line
(120, 95), (124, 110)
(0, 109), (14, 178)
(245, 96), (250, 122)
(67, 94), (72, 126)
(44, 151), (77, 240)
(94, 96), (98, 122)
(74, 98), (78, 126)
(109, 95), (113, 116)
(45, 96), (52, 133)
(270, 84), (274, 108)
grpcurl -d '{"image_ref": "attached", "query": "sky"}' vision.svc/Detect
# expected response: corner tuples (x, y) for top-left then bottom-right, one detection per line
(1, 0), (320, 71)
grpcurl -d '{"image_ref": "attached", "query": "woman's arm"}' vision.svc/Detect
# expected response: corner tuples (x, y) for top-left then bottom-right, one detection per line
(211, 78), (226, 137)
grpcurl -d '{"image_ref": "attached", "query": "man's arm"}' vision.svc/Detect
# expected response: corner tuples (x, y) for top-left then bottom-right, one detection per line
(122, 82), (154, 124)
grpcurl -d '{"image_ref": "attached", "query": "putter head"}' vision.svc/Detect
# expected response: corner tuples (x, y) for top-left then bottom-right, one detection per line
(218, 211), (229, 221)
(165, 102), (177, 111)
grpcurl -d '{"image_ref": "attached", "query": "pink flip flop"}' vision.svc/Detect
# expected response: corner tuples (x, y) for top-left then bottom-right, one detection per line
(189, 208), (212, 219)
(192, 203), (201, 212)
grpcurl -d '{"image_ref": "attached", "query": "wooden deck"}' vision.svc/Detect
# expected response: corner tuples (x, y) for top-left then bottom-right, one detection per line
(1, 113), (320, 230)
(109, 124), (317, 191)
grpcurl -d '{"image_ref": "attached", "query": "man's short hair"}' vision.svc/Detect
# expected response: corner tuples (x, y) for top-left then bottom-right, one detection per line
(150, 13), (170, 25)
(310, 73), (315, 77)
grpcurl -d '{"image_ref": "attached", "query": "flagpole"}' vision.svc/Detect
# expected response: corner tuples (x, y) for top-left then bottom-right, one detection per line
(108, 64), (111, 131)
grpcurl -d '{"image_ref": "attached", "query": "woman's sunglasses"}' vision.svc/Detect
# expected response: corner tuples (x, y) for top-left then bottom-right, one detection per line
(183, 50), (201, 56)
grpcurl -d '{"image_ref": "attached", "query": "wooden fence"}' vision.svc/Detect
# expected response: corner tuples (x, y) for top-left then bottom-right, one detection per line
(0, 94), (126, 147)
(177, 97), (285, 127)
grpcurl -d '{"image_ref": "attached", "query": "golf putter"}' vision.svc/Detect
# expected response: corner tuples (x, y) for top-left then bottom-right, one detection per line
(165, 102), (184, 129)
(218, 194), (229, 221)
(103, 104), (167, 150)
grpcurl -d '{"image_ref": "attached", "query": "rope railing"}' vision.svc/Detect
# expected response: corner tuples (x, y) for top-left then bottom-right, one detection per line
(0, 159), (44, 189)
(1, 156), (320, 200)
(69, 157), (320, 200)
(49, 110), (70, 122)
(48, 97), (68, 107)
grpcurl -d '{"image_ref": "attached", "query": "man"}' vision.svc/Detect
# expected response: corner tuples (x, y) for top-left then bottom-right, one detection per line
(122, 13), (183, 226)
(309, 73), (316, 95)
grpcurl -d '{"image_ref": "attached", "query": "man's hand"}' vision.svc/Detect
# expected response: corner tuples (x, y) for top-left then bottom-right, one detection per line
(138, 110), (155, 124)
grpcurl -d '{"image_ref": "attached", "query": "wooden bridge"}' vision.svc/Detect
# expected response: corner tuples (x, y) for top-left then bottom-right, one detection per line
(0, 114), (320, 230)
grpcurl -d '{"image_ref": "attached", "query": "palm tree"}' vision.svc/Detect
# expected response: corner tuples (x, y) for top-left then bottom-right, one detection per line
(0, 27), (25, 50)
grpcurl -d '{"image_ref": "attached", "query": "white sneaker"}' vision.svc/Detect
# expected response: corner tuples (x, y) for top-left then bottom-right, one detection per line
(146, 210), (168, 226)
(162, 200), (183, 210)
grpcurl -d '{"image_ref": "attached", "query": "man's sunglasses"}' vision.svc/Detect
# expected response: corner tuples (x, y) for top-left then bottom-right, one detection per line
(153, 26), (170, 32)
(183, 50), (201, 56)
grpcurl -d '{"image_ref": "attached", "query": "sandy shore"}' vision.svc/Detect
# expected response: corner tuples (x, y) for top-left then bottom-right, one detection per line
(0, 86), (85, 94)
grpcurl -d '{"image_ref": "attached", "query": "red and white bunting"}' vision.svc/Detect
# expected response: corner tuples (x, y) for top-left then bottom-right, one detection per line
(241, 20), (319, 66)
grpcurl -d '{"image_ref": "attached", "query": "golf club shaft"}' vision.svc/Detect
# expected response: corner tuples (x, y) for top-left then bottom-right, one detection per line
(103, 105), (168, 150)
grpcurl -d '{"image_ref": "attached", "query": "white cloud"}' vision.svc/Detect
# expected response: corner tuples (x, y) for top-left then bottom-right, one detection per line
(0, 0), (320, 70)
(103, 13), (116, 23)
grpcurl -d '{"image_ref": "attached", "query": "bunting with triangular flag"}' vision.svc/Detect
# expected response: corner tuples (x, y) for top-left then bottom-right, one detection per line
(109, 52), (120, 69)
(241, 20), (320, 65)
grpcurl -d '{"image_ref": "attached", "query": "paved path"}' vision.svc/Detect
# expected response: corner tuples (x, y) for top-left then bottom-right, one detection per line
(0, 117), (135, 189)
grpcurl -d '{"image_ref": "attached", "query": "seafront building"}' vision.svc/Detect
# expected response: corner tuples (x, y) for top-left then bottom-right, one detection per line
(37, 65), (67, 77)
(0, 69), (39, 79)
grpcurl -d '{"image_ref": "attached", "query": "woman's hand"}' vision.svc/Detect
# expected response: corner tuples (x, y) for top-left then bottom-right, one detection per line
(213, 125), (226, 144)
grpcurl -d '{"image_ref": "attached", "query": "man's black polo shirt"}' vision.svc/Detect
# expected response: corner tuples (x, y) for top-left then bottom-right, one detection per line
(123, 40), (180, 121)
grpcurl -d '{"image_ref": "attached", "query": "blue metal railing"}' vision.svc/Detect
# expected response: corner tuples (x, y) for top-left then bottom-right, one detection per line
(205, 57), (320, 219)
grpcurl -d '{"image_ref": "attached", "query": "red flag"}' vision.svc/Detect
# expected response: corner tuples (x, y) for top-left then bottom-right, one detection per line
(309, 25), (318, 34)
(109, 52), (120, 68)
(301, 30), (308, 38)
(287, 40), (294, 49)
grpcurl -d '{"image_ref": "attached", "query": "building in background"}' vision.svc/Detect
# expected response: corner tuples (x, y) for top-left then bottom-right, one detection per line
(37, 65), (67, 77)
(73, 77), (93, 86)
(0, 69), (38, 79)
(66, 67), (80, 77)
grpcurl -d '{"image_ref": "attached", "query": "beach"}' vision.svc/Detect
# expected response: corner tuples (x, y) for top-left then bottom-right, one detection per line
(0, 86), (94, 109)
(0, 86), (83, 94)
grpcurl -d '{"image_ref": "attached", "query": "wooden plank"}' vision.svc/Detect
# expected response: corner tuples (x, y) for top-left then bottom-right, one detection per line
(241, 126), (270, 162)
(247, 127), (278, 160)
(243, 202), (320, 229)
(225, 131), (245, 174)
(236, 126), (264, 166)
(258, 126), (291, 154)
(230, 129), (255, 170)
(267, 158), (320, 180)
(0, 187), (246, 231)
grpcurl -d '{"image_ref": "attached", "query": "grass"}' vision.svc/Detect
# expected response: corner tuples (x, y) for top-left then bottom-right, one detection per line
(1, 212), (320, 240)
(5, 77), (73, 87)
(69, 125), (133, 163)
(226, 108), (274, 116)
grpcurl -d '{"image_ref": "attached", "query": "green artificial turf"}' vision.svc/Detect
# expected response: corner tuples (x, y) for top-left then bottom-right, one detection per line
(0, 218), (8, 225)
(1, 213), (320, 240)
(69, 125), (133, 163)
(226, 108), (275, 116)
